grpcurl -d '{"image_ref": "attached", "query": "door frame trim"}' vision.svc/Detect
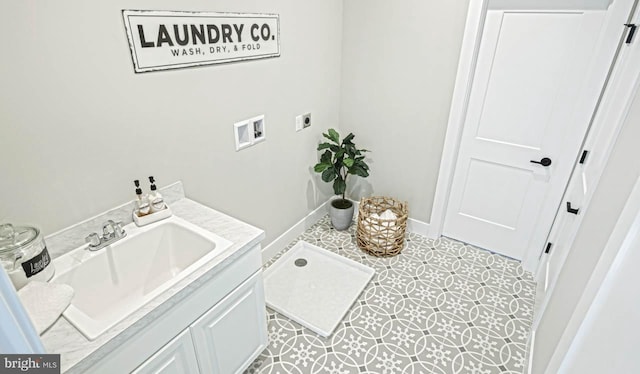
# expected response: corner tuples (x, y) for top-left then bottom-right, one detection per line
(429, 0), (489, 241)
(430, 0), (638, 272)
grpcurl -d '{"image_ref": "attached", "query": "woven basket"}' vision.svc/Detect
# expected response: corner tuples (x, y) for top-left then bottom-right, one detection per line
(356, 196), (408, 257)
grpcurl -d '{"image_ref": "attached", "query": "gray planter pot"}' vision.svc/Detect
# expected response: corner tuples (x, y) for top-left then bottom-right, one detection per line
(329, 199), (354, 230)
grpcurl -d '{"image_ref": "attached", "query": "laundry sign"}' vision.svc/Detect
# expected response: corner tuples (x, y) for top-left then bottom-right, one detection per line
(122, 10), (280, 73)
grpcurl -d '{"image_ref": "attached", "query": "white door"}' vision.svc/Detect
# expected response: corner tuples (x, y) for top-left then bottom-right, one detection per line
(537, 170), (585, 294)
(535, 8), (640, 322)
(443, 0), (635, 260)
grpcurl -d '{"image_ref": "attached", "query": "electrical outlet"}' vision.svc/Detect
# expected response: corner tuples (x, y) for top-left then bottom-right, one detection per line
(295, 113), (311, 132)
(302, 113), (311, 128)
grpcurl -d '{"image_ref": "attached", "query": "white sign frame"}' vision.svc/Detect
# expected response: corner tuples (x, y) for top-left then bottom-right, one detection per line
(122, 10), (280, 73)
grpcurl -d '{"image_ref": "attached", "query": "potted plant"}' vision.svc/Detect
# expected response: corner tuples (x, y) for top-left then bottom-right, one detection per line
(313, 128), (370, 230)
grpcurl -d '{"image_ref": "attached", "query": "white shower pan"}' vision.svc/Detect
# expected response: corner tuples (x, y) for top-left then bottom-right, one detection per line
(263, 241), (375, 337)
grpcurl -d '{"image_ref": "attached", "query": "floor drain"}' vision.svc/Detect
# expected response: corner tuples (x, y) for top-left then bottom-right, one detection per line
(294, 258), (308, 267)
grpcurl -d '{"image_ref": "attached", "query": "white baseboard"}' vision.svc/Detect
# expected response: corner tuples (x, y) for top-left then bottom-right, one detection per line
(407, 218), (431, 238)
(261, 201), (329, 264)
(262, 197), (435, 264)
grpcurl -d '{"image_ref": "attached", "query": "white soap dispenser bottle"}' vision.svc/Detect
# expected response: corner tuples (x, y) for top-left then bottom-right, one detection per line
(134, 180), (151, 216)
(148, 176), (166, 213)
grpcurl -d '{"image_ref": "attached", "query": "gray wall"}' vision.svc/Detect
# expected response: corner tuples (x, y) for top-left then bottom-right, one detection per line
(532, 84), (640, 372)
(0, 0), (343, 244)
(1, 0), (472, 243)
(339, 0), (470, 221)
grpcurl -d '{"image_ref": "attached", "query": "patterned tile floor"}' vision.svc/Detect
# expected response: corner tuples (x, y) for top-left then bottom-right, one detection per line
(246, 216), (536, 374)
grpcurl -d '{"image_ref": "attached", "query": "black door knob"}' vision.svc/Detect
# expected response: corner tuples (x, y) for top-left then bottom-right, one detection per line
(530, 157), (552, 167)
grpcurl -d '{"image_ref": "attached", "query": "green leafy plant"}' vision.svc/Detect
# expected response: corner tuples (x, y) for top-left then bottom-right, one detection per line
(313, 129), (370, 206)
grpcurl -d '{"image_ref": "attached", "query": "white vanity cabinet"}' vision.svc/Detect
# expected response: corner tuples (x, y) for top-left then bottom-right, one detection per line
(134, 271), (267, 374)
(132, 329), (199, 374)
(191, 271), (267, 374)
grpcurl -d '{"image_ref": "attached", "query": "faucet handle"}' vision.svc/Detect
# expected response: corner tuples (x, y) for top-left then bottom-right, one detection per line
(113, 221), (126, 238)
(102, 220), (116, 237)
(85, 233), (100, 247)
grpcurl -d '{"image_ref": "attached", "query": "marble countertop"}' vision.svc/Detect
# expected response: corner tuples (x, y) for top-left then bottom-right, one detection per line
(39, 182), (265, 373)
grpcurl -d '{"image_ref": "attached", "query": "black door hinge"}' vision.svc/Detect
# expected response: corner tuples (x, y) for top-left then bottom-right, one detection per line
(625, 24), (637, 44)
(579, 150), (589, 164)
(545, 242), (553, 254)
(567, 201), (580, 215)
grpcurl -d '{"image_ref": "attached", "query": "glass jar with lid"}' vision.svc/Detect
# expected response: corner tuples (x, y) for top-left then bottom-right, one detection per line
(0, 223), (55, 290)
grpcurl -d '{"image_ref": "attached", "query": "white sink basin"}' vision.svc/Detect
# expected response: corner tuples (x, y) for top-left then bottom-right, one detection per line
(52, 215), (232, 340)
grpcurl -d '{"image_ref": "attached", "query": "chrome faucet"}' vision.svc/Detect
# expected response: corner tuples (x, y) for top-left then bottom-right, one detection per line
(85, 220), (127, 251)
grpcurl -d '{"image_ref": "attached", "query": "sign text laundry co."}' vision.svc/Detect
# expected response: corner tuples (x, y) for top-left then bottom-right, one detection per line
(122, 10), (280, 73)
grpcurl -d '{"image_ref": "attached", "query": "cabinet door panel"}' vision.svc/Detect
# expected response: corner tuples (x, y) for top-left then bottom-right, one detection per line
(191, 271), (268, 374)
(132, 329), (200, 374)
